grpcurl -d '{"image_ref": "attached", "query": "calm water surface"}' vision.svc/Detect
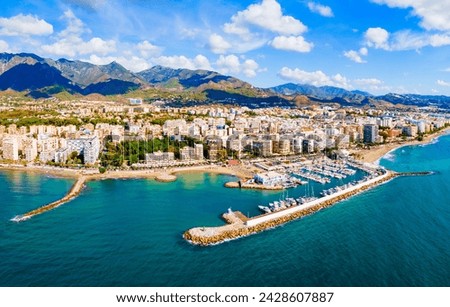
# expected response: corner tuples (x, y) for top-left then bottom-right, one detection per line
(1, 136), (450, 286)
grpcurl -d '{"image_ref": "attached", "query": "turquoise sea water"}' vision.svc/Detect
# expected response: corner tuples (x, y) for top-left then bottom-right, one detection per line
(1, 136), (450, 286)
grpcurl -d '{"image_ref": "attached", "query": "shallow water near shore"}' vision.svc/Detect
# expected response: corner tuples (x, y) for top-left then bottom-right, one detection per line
(1, 136), (450, 286)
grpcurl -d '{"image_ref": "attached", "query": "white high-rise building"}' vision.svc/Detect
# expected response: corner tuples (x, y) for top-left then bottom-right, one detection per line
(2, 137), (19, 161)
(23, 138), (38, 162)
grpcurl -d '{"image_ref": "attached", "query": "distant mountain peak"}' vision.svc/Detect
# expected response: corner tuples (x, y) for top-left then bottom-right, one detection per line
(1, 52), (450, 108)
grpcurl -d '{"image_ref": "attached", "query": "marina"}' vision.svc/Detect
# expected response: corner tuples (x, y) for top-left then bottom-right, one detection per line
(184, 169), (396, 246)
(184, 162), (436, 246)
(1, 133), (449, 287)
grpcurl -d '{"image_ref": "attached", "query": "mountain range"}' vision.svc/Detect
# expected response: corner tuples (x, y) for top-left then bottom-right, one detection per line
(1, 52), (450, 108)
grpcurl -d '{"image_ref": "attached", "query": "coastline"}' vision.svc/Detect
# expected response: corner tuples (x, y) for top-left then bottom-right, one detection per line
(0, 164), (249, 182)
(5, 128), (449, 222)
(351, 127), (450, 164)
(0, 164), (83, 179)
(7, 164), (248, 222)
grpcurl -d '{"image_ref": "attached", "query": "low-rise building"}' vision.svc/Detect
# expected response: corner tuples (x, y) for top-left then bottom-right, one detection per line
(254, 171), (285, 186)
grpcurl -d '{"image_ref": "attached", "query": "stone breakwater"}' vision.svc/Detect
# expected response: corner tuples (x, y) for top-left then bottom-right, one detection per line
(11, 176), (87, 222)
(184, 171), (396, 246)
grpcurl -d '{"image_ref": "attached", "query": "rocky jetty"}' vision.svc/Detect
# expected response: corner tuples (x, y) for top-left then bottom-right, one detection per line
(11, 176), (86, 222)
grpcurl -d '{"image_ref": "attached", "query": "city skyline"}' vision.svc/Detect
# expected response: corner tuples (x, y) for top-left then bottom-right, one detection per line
(1, 0), (450, 95)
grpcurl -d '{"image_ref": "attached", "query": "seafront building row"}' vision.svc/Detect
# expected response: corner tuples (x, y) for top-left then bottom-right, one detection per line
(1, 103), (450, 165)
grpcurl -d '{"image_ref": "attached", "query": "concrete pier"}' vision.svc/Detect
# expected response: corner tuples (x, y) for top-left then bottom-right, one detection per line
(184, 171), (396, 246)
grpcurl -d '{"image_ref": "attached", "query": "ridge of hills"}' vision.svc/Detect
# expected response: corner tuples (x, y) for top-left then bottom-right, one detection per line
(1, 52), (450, 108)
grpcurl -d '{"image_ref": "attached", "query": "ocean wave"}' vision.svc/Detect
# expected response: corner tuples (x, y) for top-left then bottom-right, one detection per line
(382, 152), (396, 162)
(420, 137), (439, 147)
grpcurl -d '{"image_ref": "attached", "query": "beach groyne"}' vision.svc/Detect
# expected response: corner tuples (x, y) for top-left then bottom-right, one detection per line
(11, 176), (87, 222)
(184, 171), (396, 246)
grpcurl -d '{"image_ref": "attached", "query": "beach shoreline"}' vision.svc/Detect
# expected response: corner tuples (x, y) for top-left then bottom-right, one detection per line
(2, 127), (449, 182)
(350, 127), (450, 164)
(0, 163), (249, 183)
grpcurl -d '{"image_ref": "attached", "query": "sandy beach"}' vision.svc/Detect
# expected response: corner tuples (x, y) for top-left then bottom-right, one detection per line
(351, 127), (450, 163)
(0, 163), (250, 182)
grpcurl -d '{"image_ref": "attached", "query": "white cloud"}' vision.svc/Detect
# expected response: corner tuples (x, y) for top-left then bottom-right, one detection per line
(365, 28), (450, 51)
(278, 67), (351, 89)
(0, 14), (53, 36)
(58, 10), (86, 38)
(429, 34), (450, 47)
(365, 27), (390, 49)
(137, 40), (162, 58)
(41, 10), (116, 57)
(153, 54), (212, 71)
(209, 34), (232, 54)
(359, 47), (368, 56)
(213, 0), (311, 54)
(437, 80), (450, 87)
(371, 0), (450, 31)
(353, 78), (394, 94)
(43, 37), (116, 57)
(216, 54), (260, 78)
(242, 59), (259, 78)
(87, 54), (150, 72)
(307, 2), (334, 17)
(270, 35), (314, 52)
(0, 40), (9, 52)
(344, 50), (364, 63)
(80, 37), (116, 54)
(193, 55), (212, 71)
(224, 0), (307, 39)
(344, 48), (368, 63)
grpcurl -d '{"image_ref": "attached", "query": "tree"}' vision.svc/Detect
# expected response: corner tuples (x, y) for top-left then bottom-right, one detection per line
(69, 151), (78, 160)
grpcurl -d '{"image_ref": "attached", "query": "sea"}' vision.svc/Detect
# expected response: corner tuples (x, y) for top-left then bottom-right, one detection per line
(1, 135), (450, 287)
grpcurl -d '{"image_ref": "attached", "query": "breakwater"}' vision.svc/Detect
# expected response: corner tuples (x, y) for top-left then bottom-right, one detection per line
(184, 171), (396, 246)
(11, 176), (87, 222)
(395, 171), (435, 177)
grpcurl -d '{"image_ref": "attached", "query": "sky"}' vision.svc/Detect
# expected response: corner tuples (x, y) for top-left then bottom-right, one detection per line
(1, 0), (450, 95)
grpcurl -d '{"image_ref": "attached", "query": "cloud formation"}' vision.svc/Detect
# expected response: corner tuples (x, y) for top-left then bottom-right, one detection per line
(278, 67), (351, 89)
(209, 34), (232, 54)
(211, 0), (313, 54)
(224, 0), (307, 39)
(364, 27), (450, 51)
(216, 54), (260, 78)
(372, 0), (450, 31)
(0, 14), (53, 36)
(307, 2), (334, 17)
(42, 10), (116, 57)
(365, 27), (390, 49)
(437, 80), (450, 87)
(153, 54), (212, 71)
(270, 35), (314, 53)
(137, 40), (162, 58)
(344, 47), (368, 63)
(0, 40), (9, 52)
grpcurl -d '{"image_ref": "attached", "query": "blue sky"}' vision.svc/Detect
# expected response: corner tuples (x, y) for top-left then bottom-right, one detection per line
(1, 0), (450, 95)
